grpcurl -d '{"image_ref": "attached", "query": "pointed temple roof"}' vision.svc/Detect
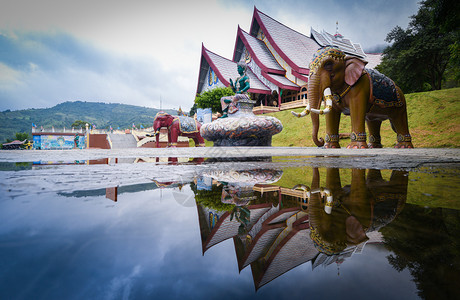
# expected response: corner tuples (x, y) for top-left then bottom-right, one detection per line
(250, 8), (318, 75)
(234, 27), (285, 75)
(234, 27), (300, 91)
(196, 7), (382, 95)
(311, 27), (366, 58)
(197, 45), (271, 95)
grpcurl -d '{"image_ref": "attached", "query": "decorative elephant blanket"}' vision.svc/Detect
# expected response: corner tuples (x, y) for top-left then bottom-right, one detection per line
(366, 68), (403, 108)
(174, 116), (199, 133)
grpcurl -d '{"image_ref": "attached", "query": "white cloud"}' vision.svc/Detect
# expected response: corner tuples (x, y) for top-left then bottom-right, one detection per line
(0, 62), (20, 83)
(0, 0), (420, 111)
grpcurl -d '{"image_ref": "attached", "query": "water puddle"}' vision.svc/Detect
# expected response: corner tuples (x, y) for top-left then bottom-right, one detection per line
(0, 164), (459, 299)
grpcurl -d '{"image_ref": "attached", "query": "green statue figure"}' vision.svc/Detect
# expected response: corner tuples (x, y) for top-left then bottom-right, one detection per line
(220, 62), (250, 118)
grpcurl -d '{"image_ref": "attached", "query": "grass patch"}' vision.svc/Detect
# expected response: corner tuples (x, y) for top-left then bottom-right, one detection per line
(268, 87), (460, 148)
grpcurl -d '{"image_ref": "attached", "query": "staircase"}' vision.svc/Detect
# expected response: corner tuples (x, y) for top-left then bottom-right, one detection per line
(107, 133), (137, 149)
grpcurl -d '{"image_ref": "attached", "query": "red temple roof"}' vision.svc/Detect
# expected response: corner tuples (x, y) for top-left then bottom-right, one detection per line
(250, 7), (318, 75)
(234, 27), (285, 75)
(197, 45), (271, 95)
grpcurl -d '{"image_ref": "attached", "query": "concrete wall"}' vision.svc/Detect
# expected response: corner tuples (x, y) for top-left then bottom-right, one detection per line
(89, 134), (110, 149)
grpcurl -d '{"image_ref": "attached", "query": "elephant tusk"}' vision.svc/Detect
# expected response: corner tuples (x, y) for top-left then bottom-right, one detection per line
(324, 195), (334, 214)
(320, 188), (333, 214)
(146, 130), (158, 137)
(291, 104), (311, 118)
(310, 88), (333, 115)
(292, 184), (311, 192)
(292, 184), (312, 200)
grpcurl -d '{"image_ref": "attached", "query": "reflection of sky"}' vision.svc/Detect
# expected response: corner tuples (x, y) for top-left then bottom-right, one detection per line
(0, 187), (418, 299)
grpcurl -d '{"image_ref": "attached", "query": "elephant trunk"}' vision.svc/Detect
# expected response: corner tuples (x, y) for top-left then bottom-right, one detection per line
(153, 121), (160, 148)
(310, 88), (333, 115)
(307, 73), (325, 146)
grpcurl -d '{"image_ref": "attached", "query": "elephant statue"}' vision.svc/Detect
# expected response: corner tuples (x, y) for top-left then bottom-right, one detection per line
(152, 112), (205, 147)
(292, 46), (413, 149)
(307, 167), (407, 255)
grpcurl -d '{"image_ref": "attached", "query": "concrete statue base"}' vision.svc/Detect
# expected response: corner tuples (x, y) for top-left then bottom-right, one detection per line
(200, 99), (283, 146)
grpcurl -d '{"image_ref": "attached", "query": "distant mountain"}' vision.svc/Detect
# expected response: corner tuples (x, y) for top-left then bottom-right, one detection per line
(0, 101), (176, 143)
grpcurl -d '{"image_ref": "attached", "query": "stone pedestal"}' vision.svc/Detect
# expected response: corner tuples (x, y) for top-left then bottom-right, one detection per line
(200, 99), (283, 146)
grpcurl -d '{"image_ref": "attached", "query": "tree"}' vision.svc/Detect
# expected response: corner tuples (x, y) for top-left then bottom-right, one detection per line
(14, 132), (30, 141)
(71, 120), (89, 129)
(189, 103), (197, 117)
(377, 0), (458, 93)
(194, 87), (234, 113)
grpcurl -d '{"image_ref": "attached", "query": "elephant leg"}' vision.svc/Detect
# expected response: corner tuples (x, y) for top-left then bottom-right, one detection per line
(169, 128), (178, 147)
(366, 169), (383, 184)
(191, 137), (198, 147)
(324, 110), (341, 148)
(366, 119), (383, 148)
(194, 134), (205, 147)
(167, 131), (172, 147)
(390, 89), (413, 148)
(390, 109), (414, 148)
(347, 93), (369, 149)
(326, 168), (342, 190)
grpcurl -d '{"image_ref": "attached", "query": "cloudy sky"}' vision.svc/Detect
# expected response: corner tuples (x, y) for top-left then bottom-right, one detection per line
(0, 0), (419, 112)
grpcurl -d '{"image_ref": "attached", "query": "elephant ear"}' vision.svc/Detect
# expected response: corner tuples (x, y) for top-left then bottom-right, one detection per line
(344, 56), (368, 86)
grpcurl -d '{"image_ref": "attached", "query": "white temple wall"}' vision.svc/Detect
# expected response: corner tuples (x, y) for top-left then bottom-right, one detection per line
(200, 66), (226, 94)
(240, 46), (278, 92)
(257, 29), (306, 87)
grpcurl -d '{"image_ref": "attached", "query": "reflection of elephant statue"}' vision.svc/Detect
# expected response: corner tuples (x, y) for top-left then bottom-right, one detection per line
(153, 112), (205, 147)
(292, 46), (413, 149)
(307, 168), (407, 255)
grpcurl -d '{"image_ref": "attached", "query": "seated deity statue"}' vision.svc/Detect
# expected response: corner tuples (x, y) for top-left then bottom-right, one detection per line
(220, 62), (250, 118)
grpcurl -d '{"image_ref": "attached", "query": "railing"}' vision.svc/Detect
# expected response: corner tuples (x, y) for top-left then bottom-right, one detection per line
(252, 100), (307, 114)
(279, 99), (307, 110)
(252, 105), (280, 114)
(137, 136), (156, 147)
(106, 134), (113, 149)
(31, 126), (156, 135)
(32, 127), (85, 133)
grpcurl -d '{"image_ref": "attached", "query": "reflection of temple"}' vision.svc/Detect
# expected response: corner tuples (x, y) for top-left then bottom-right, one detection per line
(196, 187), (318, 289)
(196, 172), (404, 290)
(196, 188), (308, 287)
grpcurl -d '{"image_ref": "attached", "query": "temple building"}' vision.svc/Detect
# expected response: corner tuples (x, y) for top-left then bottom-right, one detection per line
(196, 7), (382, 114)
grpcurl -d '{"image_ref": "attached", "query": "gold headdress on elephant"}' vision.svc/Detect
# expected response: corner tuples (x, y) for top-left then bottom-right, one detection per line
(309, 46), (346, 76)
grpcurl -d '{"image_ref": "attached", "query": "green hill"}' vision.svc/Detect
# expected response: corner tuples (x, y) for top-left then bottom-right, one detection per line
(269, 87), (460, 148)
(0, 101), (176, 143)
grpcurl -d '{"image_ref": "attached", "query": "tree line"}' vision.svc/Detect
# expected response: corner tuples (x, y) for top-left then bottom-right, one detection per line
(376, 0), (459, 93)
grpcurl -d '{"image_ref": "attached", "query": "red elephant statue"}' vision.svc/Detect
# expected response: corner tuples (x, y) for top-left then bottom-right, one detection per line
(153, 112), (205, 147)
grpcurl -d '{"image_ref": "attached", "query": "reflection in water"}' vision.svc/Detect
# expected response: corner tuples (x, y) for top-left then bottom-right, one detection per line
(28, 156), (206, 166)
(1, 165), (459, 299)
(194, 168), (408, 289)
(382, 205), (460, 299)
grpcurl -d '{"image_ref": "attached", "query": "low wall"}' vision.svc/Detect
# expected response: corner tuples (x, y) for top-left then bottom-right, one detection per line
(32, 132), (85, 150)
(89, 134), (110, 149)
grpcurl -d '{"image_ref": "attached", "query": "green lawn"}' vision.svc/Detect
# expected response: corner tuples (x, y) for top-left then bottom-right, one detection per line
(268, 87), (460, 148)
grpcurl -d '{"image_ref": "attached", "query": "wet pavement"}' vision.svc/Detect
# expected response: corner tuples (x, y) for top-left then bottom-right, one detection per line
(1, 148), (459, 196)
(1, 147), (459, 168)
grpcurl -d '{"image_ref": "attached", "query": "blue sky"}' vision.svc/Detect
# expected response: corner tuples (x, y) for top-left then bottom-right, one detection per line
(0, 0), (419, 112)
